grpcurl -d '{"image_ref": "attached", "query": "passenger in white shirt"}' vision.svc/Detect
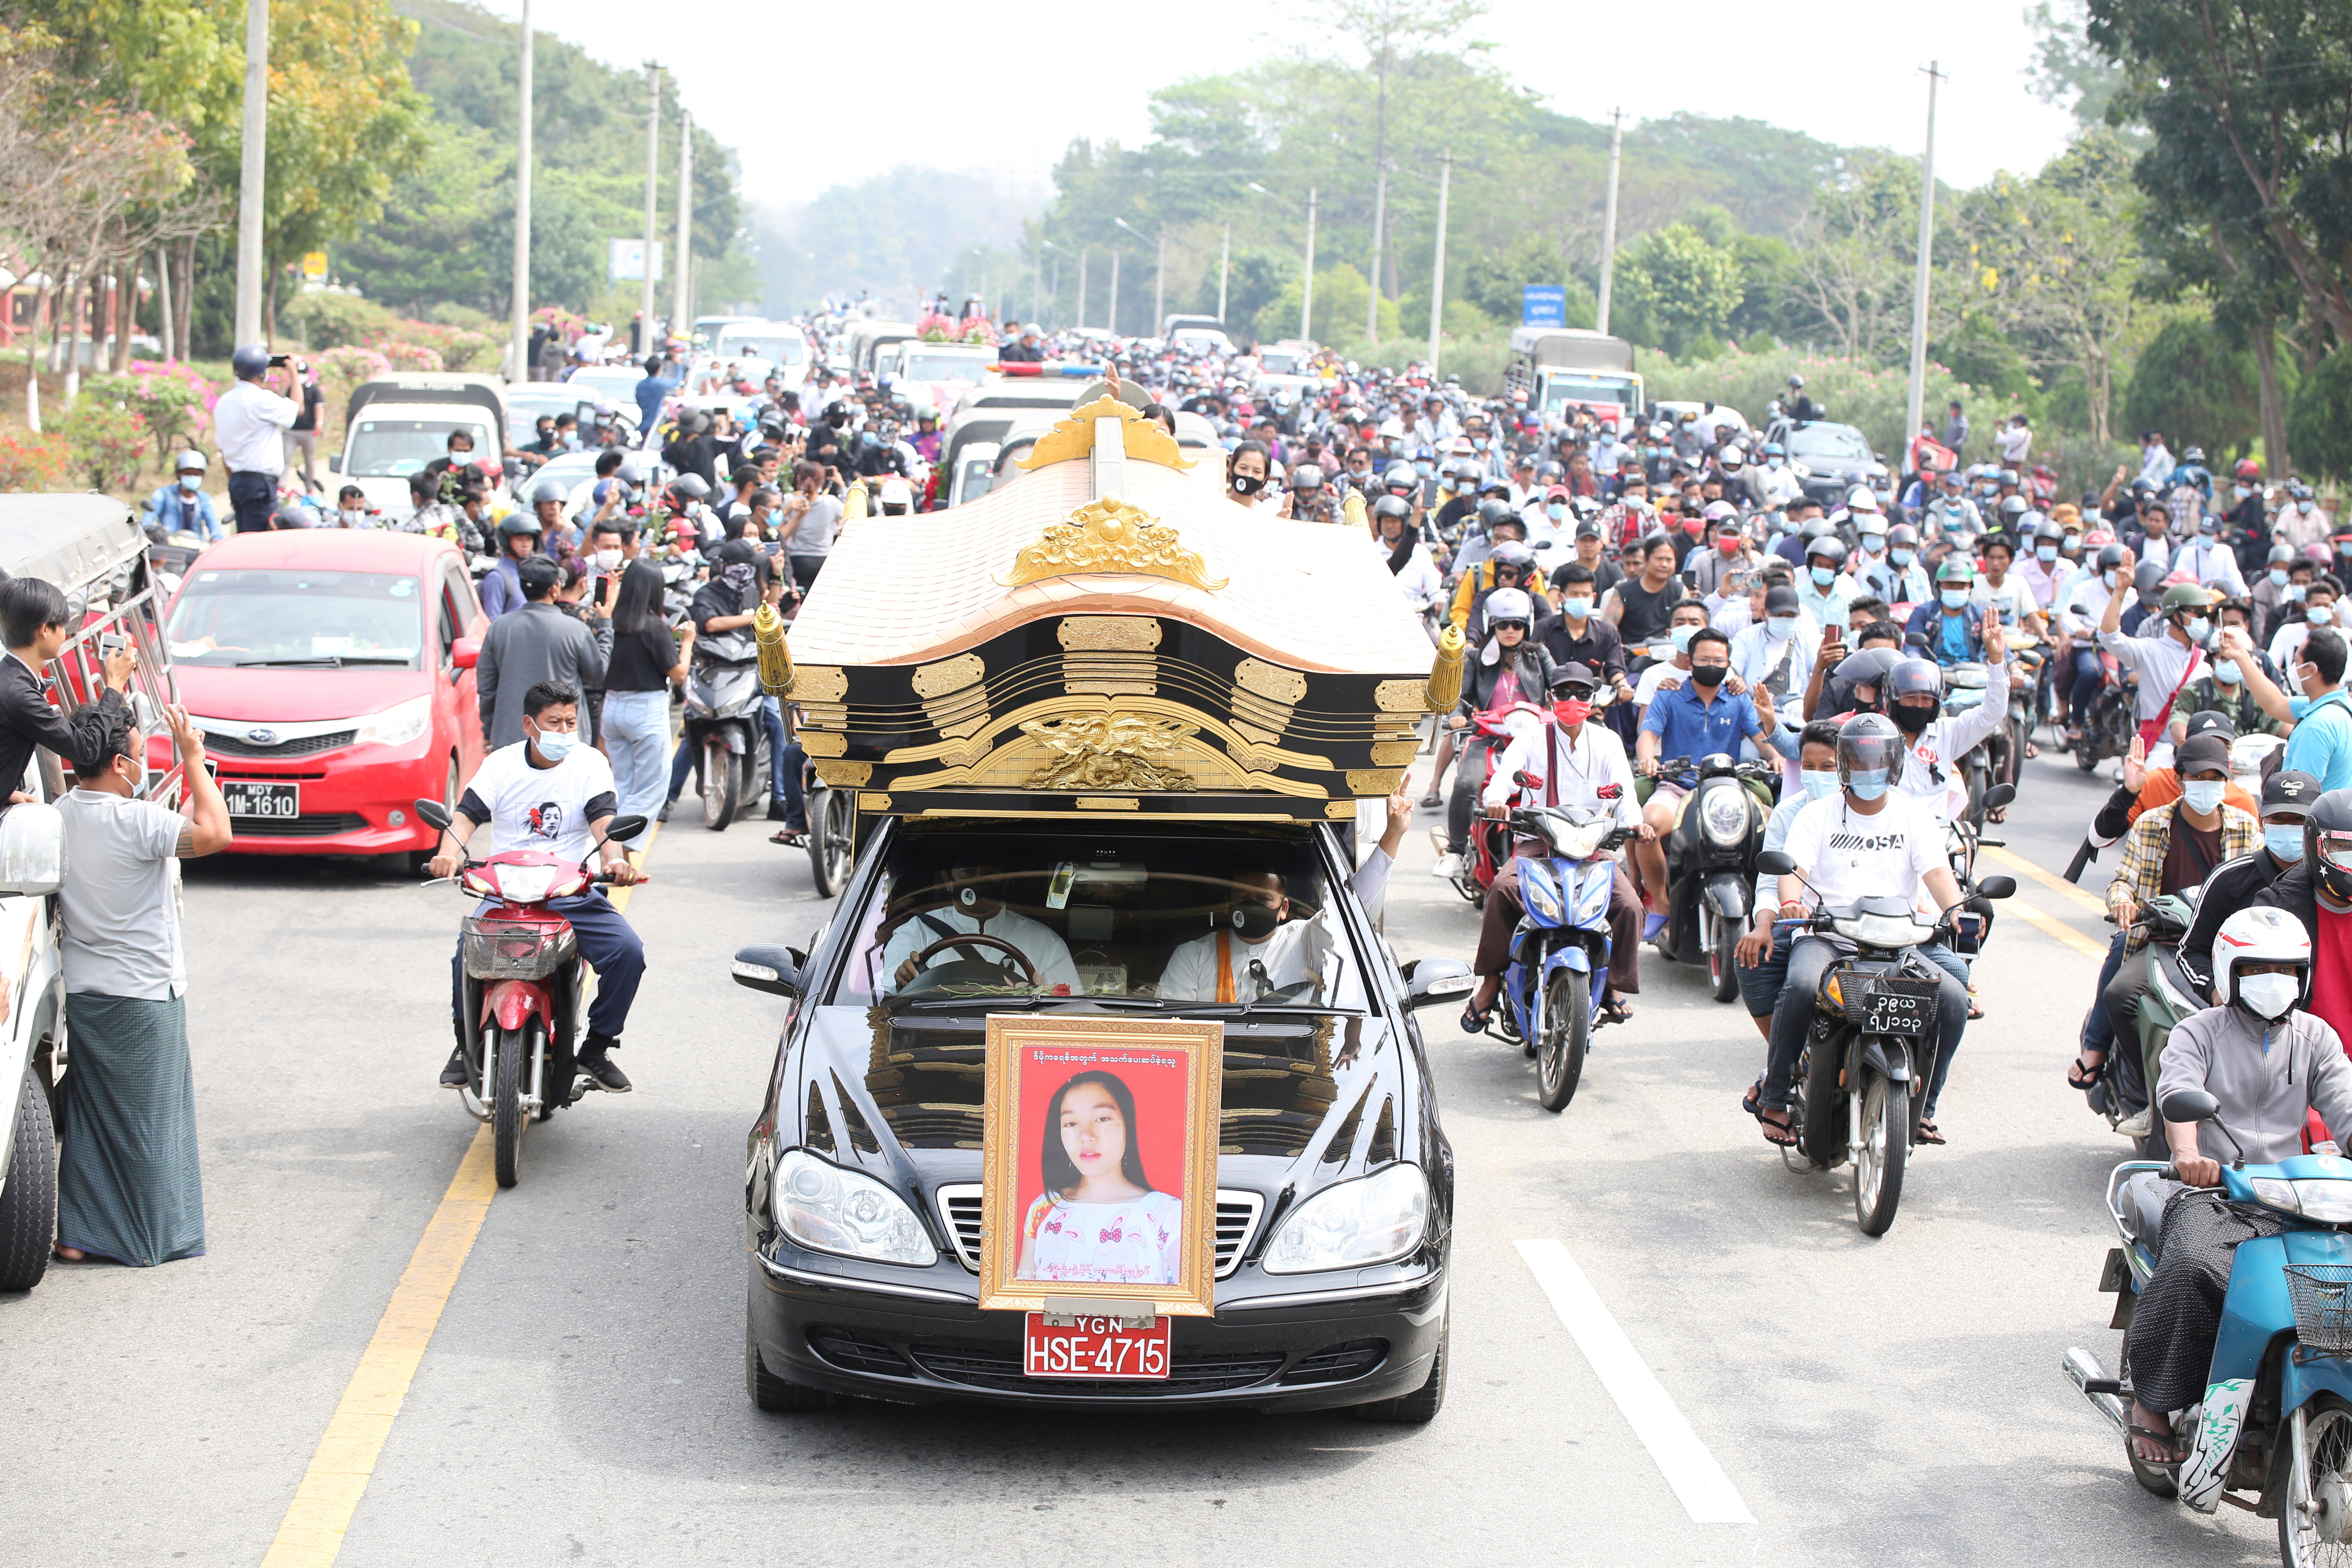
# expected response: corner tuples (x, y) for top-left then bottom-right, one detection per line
(1372, 498), (1444, 617)
(212, 344), (298, 534)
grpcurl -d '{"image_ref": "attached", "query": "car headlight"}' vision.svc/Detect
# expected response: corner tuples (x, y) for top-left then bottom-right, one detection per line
(357, 694), (433, 749)
(1262, 1164), (1430, 1275)
(774, 1149), (936, 1267)
(1699, 785), (1748, 847)
(2253, 1178), (2352, 1223)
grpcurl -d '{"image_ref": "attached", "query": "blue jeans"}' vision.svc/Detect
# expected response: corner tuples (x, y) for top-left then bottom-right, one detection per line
(601, 688), (671, 820)
(451, 889), (645, 1043)
(761, 696), (789, 803)
(1764, 936), (1971, 1119)
(2069, 646), (2103, 726)
(667, 733), (696, 803)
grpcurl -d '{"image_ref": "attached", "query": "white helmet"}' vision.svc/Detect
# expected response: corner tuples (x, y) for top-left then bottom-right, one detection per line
(1847, 484), (1882, 513)
(1483, 587), (1534, 627)
(174, 450), (206, 474)
(2214, 905), (2311, 1019)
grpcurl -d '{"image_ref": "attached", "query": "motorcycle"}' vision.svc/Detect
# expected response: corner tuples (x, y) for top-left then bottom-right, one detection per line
(1644, 752), (1779, 1003)
(2079, 893), (2199, 1158)
(2065, 1090), (2352, 1551)
(1477, 802), (1635, 1112)
(799, 743), (856, 898)
(1996, 629), (2047, 794)
(416, 798), (648, 1188)
(683, 626), (771, 831)
(1755, 846), (2016, 1234)
(1433, 708), (1533, 908)
(2065, 615), (2137, 773)
(1943, 661), (1996, 818)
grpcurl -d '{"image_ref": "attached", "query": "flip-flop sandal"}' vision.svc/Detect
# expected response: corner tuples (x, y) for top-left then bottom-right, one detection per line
(769, 829), (807, 846)
(1916, 1119), (1947, 1146)
(1967, 999), (1985, 1020)
(1418, 791), (1442, 809)
(2024, 741), (2039, 759)
(1460, 999), (1495, 1036)
(1758, 1109), (1799, 1147)
(2127, 1423), (2184, 1467)
(2067, 1053), (2106, 1090)
(1643, 912), (1669, 942)
(1599, 998), (1633, 1024)
(1739, 1079), (1764, 1119)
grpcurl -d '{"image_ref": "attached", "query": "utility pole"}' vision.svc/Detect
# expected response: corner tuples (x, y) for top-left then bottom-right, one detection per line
(1365, 162), (1388, 344)
(1903, 62), (1946, 467)
(1427, 151), (1452, 375)
(233, 0), (269, 346)
(1302, 187), (1318, 342)
(671, 108), (692, 340)
(639, 65), (660, 354)
(1595, 108), (1622, 335)
(1154, 230), (1166, 338)
(1077, 248), (1089, 332)
(1217, 223), (1230, 324)
(1108, 247), (1120, 337)
(507, 0), (533, 384)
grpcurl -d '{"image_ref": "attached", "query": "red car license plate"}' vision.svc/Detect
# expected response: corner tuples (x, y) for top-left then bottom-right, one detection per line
(1022, 1312), (1170, 1380)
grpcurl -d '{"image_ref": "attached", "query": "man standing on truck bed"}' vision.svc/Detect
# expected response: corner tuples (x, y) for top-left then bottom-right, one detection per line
(213, 345), (298, 534)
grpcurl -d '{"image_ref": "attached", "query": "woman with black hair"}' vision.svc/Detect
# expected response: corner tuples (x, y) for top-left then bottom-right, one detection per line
(599, 558), (686, 818)
(1227, 440), (1274, 508)
(1015, 1070), (1181, 1285)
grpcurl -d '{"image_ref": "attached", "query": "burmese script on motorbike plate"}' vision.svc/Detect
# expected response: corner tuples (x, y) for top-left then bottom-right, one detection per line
(1023, 1312), (1170, 1379)
(1860, 979), (1935, 1036)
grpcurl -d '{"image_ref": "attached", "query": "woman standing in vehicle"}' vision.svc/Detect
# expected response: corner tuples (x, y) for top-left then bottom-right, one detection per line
(1226, 440), (1276, 508)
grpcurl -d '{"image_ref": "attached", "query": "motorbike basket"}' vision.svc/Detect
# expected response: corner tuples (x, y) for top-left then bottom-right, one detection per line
(461, 916), (576, 981)
(1840, 971), (1943, 1033)
(2285, 1265), (2352, 1355)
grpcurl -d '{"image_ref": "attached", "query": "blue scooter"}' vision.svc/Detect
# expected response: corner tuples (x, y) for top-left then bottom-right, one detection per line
(2066, 1086), (2352, 1554)
(1489, 801), (1634, 1113)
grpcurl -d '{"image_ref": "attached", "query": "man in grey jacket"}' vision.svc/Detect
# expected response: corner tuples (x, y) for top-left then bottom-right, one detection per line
(2121, 905), (2352, 1502)
(476, 555), (607, 749)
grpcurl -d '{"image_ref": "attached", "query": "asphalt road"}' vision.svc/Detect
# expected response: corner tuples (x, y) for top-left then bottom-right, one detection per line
(0, 738), (2289, 1568)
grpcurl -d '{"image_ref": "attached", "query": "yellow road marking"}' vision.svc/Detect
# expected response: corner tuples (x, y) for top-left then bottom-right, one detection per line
(2005, 893), (2112, 959)
(1982, 843), (2110, 916)
(260, 818), (662, 1566)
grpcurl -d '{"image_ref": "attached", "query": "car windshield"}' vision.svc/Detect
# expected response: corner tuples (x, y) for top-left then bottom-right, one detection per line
(1788, 423), (1873, 461)
(505, 392), (577, 443)
(346, 418), (490, 478)
(167, 569), (424, 668)
(957, 456), (995, 504)
(1260, 352), (1301, 375)
(821, 824), (1375, 1015)
(901, 352), (990, 384)
(567, 370), (641, 402)
(715, 333), (806, 363)
(1542, 374), (1636, 413)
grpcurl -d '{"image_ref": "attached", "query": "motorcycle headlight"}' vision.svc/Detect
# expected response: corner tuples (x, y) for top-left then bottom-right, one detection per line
(1832, 913), (1935, 949)
(356, 694), (433, 749)
(2272, 1178), (2352, 1223)
(1262, 1164), (1430, 1275)
(1523, 872), (1563, 924)
(487, 863), (559, 904)
(774, 1149), (936, 1266)
(1700, 785), (1748, 847)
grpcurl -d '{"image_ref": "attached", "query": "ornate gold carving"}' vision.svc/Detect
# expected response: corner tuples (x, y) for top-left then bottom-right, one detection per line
(1229, 689), (1296, 735)
(799, 731), (848, 757)
(858, 792), (892, 812)
(910, 653), (985, 698)
(792, 665), (848, 703)
(812, 760), (873, 788)
(1064, 652), (1157, 697)
(1375, 677), (1433, 712)
(842, 484), (869, 524)
(1019, 713), (1200, 791)
(1057, 616), (1162, 651)
(1324, 800), (1357, 819)
(1427, 623), (1467, 712)
(1232, 657), (1308, 705)
(1346, 768), (1404, 796)
(753, 604), (795, 695)
(1012, 395), (1197, 472)
(1369, 741), (1419, 766)
(1075, 796), (1141, 811)
(996, 497), (1228, 591)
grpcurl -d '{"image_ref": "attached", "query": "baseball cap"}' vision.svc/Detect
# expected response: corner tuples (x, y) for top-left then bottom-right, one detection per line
(2181, 709), (2240, 745)
(2265, 769), (2322, 818)
(2175, 733), (2232, 777)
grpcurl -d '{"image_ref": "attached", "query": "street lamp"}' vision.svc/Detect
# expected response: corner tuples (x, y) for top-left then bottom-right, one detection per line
(1248, 182), (1317, 345)
(1114, 217), (1168, 340)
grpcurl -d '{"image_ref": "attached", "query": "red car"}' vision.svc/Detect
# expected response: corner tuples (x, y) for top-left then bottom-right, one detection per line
(161, 530), (489, 864)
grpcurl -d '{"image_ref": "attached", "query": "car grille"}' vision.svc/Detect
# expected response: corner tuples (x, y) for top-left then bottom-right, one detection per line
(230, 812), (369, 838)
(202, 729), (358, 759)
(935, 1186), (1265, 1278)
(1280, 1338), (1388, 1384)
(906, 1340), (1287, 1397)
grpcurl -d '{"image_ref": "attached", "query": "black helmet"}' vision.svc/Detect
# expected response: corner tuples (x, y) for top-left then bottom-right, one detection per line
(2034, 519), (2066, 546)
(1806, 535), (1850, 567)
(2184, 445), (2207, 465)
(1887, 657), (1943, 733)
(669, 472), (712, 502)
(1887, 522), (1920, 548)
(499, 514), (542, 538)
(1535, 459), (1565, 483)
(1288, 463), (1327, 493)
(530, 480), (567, 507)
(1476, 497), (1517, 534)
(270, 500), (315, 529)
(2133, 559), (2167, 600)
(231, 343), (273, 379)
(2308, 788), (2352, 909)
(1489, 540), (1536, 576)
(1836, 712), (1905, 789)
(2096, 542), (2128, 571)
(2000, 494), (2030, 518)
(1371, 494), (1413, 525)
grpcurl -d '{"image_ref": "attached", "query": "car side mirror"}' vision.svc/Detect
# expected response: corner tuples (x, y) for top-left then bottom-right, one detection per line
(327, 454), (341, 474)
(1400, 957), (1475, 1009)
(452, 638), (480, 670)
(1756, 849), (1797, 877)
(0, 801), (65, 896)
(1977, 875), (2016, 899)
(733, 943), (804, 999)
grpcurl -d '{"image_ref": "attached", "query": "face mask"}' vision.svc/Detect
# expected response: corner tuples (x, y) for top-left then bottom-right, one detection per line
(1227, 900), (1282, 941)
(2037, 544), (2059, 564)
(2181, 616), (2210, 642)
(2180, 779), (2228, 815)
(2314, 604), (2337, 626)
(1546, 503), (1566, 521)
(594, 547), (623, 570)
(2102, 570), (2119, 589)
(1417, 461), (1433, 476)
(1891, 701), (1933, 735)
(2267, 825), (2307, 864)
(2273, 568), (2292, 588)
(2289, 585), (2310, 602)
(1688, 662), (1726, 688)
(2237, 485), (2253, 500)
(530, 725), (577, 761)
(2239, 970), (2302, 1020)
(2063, 538), (2083, 555)
(1560, 596), (1591, 621)
(1802, 769), (1840, 801)
(2216, 659), (2243, 686)
(340, 507), (364, 525)
(2305, 500), (2320, 515)
(1473, 438), (1489, 451)
(1861, 533), (1886, 553)
(1940, 588), (1969, 610)
(1847, 768), (1891, 801)
(178, 474), (201, 492)
(1891, 549), (1915, 567)
(1669, 625), (1699, 653)
(1811, 565), (1838, 588)
(1231, 474), (1265, 496)
(1552, 697), (1592, 727)
(1767, 614), (1800, 638)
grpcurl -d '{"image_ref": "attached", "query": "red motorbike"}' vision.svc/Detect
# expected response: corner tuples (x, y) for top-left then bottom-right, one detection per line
(1434, 705), (1554, 907)
(416, 798), (647, 1187)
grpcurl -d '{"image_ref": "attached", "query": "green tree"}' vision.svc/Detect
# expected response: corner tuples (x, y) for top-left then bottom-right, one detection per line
(2121, 314), (2260, 461)
(2290, 345), (2352, 481)
(1615, 224), (1741, 358)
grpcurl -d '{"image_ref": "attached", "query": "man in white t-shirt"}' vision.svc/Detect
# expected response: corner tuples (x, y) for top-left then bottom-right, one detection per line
(1753, 714), (1971, 1146)
(428, 680), (647, 1092)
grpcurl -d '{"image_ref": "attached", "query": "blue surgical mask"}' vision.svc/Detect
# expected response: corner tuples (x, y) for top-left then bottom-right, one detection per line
(177, 473), (201, 491)
(1546, 503), (1566, 520)
(2103, 570), (2119, 589)
(1892, 549), (1915, 567)
(2215, 659), (2243, 685)
(1768, 614), (1800, 638)
(2314, 604), (2337, 626)
(1416, 461), (1433, 476)
(1802, 769), (1840, 800)
(2181, 780), (2227, 815)
(1847, 768), (1891, 801)
(1811, 565), (1837, 587)
(1940, 588), (1969, 610)
(531, 726), (578, 761)
(2289, 585), (2309, 603)
(1669, 625), (1698, 653)
(2268, 825), (2308, 863)
(2037, 544), (2059, 564)
(2185, 616), (2211, 641)
(1560, 596), (1591, 620)
(2273, 568), (2292, 588)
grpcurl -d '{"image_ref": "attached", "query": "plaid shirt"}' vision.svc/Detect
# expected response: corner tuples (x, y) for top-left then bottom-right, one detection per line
(2107, 800), (2260, 952)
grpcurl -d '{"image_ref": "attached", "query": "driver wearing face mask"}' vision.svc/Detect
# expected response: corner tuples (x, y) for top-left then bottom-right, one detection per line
(883, 862), (1084, 995)
(1882, 640), (2011, 827)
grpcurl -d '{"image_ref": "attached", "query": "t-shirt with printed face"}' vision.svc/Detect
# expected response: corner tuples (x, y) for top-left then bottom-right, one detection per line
(455, 740), (619, 863)
(1778, 790), (1945, 911)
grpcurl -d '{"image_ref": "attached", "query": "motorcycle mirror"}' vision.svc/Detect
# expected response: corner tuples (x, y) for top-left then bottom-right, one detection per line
(2162, 1088), (2220, 1125)
(1981, 783), (2017, 812)
(1756, 850), (1798, 877)
(414, 798), (454, 832)
(603, 814), (649, 844)
(1977, 875), (2017, 899)
(1513, 770), (1542, 790)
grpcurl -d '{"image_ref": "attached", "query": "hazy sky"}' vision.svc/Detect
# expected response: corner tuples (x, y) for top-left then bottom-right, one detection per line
(475, 0), (2081, 207)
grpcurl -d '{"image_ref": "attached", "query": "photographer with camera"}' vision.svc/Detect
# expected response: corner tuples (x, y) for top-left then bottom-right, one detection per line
(213, 345), (299, 534)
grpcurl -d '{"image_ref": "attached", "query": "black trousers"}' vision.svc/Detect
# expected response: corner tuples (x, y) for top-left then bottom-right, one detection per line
(227, 471), (276, 533)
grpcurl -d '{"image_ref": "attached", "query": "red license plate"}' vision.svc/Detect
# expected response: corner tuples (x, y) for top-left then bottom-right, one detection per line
(1022, 1312), (1170, 1380)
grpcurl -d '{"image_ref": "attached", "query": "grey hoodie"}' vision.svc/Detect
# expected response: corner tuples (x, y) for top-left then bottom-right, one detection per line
(2156, 1004), (2352, 1164)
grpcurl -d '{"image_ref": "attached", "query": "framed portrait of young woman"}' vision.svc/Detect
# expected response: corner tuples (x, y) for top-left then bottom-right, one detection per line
(977, 1014), (1223, 1318)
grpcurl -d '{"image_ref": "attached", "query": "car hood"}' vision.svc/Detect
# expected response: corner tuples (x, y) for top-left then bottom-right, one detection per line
(174, 664), (429, 723)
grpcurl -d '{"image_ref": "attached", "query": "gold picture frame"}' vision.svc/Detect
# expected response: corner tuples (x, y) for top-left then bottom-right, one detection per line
(978, 1014), (1223, 1318)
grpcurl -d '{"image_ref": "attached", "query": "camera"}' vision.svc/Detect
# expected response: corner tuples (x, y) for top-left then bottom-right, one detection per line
(268, 354), (291, 368)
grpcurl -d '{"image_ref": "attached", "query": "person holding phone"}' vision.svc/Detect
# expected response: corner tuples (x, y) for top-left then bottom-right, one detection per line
(213, 345), (298, 533)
